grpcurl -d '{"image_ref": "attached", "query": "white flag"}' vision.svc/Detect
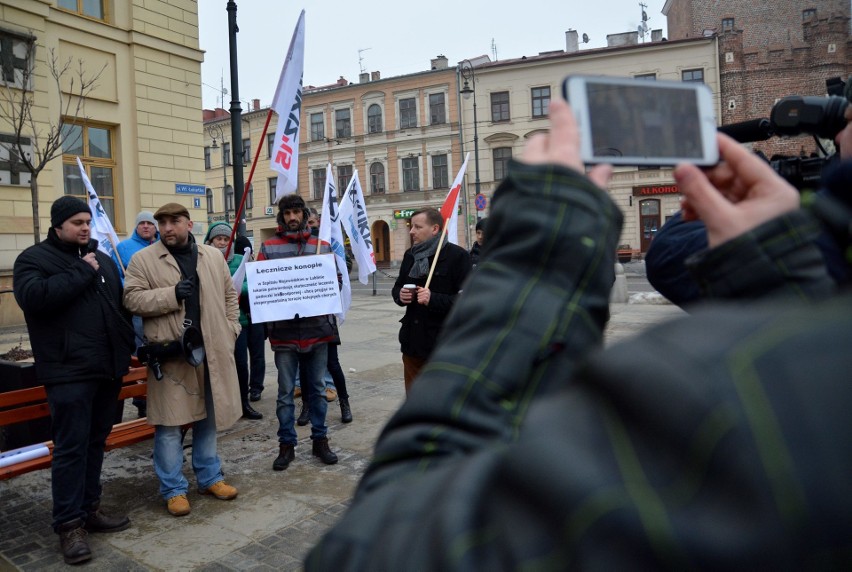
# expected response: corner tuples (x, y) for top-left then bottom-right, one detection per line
(440, 153), (470, 245)
(317, 163), (351, 323)
(270, 10), (305, 203)
(338, 170), (376, 284)
(231, 247), (251, 292)
(77, 157), (121, 263)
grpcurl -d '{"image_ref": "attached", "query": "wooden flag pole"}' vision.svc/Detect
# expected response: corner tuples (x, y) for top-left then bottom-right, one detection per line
(107, 234), (124, 269)
(424, 218), (451, 290)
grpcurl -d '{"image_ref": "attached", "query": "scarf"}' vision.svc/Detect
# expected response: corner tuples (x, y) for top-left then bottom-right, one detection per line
(409, 234), (446, 279)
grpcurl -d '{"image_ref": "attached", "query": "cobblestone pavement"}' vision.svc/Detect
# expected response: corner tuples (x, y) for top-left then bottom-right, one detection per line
(0, 292), (684, 570)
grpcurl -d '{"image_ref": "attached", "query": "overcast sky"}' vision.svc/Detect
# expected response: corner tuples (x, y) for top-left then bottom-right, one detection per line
(198, 1), (670, 111)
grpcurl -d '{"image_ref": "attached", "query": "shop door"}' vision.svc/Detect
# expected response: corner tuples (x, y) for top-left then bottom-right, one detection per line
(639, 199), (660, 252)
(371, 220), (391, 267)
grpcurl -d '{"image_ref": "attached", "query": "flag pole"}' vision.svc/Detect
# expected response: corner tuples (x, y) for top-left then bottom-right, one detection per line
(225, 108), (275, 258)
(109, 235), (125, 269)
(424, 218), (451, 290)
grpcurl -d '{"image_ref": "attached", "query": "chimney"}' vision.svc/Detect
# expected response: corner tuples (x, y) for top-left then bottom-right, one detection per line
(430, 55), (449, 70)
(565, 30), (579, 53)
(371, 71), (381, 81)
(337, 76), (348, 86)
(607, 31), (639, 47)
(252, 98), (260, 111)
(360, 72), (370, 83)
(651, 29), (663, 42)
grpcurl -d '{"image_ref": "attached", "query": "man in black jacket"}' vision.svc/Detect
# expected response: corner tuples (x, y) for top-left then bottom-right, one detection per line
(13, 196), (135, 565)
(392, 207), (471, 394)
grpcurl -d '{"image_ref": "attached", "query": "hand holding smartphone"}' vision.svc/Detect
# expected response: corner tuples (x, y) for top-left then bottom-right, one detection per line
(562, 75), (719, 167)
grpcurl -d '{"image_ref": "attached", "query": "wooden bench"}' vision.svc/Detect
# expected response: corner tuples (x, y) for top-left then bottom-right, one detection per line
(0, 360), (152, 480)
(616, 246), (641, 263)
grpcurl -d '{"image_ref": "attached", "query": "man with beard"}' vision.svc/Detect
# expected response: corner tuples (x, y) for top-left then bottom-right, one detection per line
(391, 207), (471, 394)
(257, 194), (339, 471)
(124, 203), (242, 517)
(13, 196), (135, 564)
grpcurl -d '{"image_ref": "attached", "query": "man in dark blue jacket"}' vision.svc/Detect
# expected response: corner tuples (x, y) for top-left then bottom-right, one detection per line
(13, 196), (135, 565)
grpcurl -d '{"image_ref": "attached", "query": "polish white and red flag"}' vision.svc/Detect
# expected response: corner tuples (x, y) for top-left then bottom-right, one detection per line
(439, 153), (469, 245)
(270, 10), (305, 203)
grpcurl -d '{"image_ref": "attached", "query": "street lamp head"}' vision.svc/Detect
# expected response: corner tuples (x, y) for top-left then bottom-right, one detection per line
(460, 80), (473, 99)
(211, 138), (219, 149)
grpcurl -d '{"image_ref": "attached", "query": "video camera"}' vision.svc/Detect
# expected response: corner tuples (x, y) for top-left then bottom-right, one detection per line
(718, 77), (849, 189)
(137, 326), (205, 380)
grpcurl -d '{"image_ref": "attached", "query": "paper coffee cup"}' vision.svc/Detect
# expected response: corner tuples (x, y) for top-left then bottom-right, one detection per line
(403, 283), (416, 290)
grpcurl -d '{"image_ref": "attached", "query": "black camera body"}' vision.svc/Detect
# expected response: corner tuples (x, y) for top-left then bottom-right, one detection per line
(137, 326), (205, 380)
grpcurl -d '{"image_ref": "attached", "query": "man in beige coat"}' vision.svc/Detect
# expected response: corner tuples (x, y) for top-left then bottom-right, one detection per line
(124, 203), (242, 517)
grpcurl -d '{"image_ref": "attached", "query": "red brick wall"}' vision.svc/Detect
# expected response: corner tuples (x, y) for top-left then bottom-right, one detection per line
(668, 0), (851, 159)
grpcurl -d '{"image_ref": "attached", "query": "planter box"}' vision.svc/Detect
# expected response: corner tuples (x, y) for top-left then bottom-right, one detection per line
(0, 360), (52, 451)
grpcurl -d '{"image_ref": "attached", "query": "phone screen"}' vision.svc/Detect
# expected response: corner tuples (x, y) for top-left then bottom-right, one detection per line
(563, 75), (718, 166)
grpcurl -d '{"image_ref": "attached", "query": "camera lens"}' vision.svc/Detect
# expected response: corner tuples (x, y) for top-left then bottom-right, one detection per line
(770, 95), (849, 139)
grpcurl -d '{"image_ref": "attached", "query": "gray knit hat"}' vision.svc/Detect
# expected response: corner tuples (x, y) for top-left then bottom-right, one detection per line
(135, 211), (156, 227)
(204, 222), (232, 244)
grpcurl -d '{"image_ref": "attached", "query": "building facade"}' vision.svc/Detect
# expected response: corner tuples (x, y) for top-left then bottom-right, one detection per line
(457, 33), (720, 256)
(203, 57), (463, 268)
(0, 0), (205, 326)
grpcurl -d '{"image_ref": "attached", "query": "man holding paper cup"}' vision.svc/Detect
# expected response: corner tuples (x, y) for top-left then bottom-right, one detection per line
(392, 207), (471, 394)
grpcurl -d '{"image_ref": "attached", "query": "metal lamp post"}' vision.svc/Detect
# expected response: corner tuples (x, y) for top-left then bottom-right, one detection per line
(459, 60), (481, 230)
(206, 123), (231, 224)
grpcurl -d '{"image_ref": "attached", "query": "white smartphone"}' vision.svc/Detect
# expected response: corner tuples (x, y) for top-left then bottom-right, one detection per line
(562, 75), (719, 166)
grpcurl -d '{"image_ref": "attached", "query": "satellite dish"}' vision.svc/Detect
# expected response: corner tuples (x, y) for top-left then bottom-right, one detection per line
(582, 33), (590, 43)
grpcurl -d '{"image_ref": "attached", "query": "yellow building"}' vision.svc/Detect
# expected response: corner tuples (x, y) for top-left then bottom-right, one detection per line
(203, 57), (463, 268)
(0, 0), (205, 326)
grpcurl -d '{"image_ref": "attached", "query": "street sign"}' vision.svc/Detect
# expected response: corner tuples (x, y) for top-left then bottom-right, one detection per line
(175, 183), (205, 195)
(474, 194), (487, 211)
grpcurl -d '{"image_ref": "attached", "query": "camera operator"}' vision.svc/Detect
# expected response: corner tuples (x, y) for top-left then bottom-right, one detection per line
(123, 203), (242, 517)
(647, 89), (852, 306)
(305, 96), (852, 570)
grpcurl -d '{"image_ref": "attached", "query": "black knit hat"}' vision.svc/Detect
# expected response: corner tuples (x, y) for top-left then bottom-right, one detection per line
(51, 196), (91, 228)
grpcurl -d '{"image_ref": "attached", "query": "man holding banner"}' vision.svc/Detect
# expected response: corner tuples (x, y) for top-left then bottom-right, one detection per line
(257, 193), (339, 470)
(391, 207), (471, 394)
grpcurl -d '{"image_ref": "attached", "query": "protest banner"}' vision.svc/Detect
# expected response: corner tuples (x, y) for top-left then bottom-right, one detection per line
(246, 253), (341, 323)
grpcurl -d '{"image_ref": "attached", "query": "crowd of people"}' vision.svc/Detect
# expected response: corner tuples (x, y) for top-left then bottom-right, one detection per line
(12, 85), (852, 566)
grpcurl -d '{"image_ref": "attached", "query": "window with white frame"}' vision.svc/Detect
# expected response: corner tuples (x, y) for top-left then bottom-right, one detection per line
(402, 157), (419, 191)
(368, 104), (383, 133)
(531, 86), (550, 118)
(268, 177), (277, 205)
(310, 112), (324, 141)
(493, 147), (512, 181)
(491, 91), (510, 122)
(204, 146), (211, 169)
(0, 133), (32, 186)
(242, 138), (251, 164)
(635, 73), (657, 80)
(370, 162), (385, 194)
(429, 93), (446, 125)
(431, 154), (448, 189)
(682, 69), (704, 83)
(400, 98), (417, 129)
(223, 142), (232, 165)
(206, 188), (214, 213)
(266, 132), (275, 158)
(312, 168), (326, 200)
(338, 164), (353, 193)
(0, 32), (32, 89)
(336, 108), (351, 138)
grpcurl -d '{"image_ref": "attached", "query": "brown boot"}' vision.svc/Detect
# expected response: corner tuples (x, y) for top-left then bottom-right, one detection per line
(84, 502), (130, 533)
(58, 519), (91, 565)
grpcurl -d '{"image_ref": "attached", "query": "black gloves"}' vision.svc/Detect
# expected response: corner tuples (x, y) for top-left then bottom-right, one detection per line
(175, 279), (195, 301)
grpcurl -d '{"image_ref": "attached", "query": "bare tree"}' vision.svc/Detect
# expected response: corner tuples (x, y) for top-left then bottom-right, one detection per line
(0, 35), (104, 243)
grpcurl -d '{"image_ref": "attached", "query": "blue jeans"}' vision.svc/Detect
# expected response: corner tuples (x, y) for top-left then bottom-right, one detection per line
(44, 379), (121, 530)
(274, 345), (328, 445)
(294, 368), (335, 389)
(152, 371), (223, 500)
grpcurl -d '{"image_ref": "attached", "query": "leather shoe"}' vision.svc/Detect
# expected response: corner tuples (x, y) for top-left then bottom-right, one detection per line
(167, 494), (191, 516)
(249, 390), (262, 402)
(199, 480), (238, 500)
(58, 519), (91, 564)
(242, 404), (263, 420)
(84, 503), (130, 533)
(339, 398), (353, 423)
(312, 437), (338, 465)
(325, 388), (338, 402)
(273, 444), (295, 471)
(293, 386), (302, 398)
(296, 401), (310, 426)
